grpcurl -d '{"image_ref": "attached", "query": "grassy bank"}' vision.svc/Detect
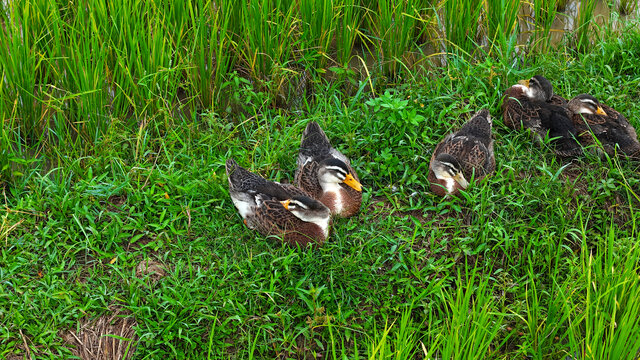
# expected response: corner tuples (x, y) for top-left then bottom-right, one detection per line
(2, 1), (640, 359)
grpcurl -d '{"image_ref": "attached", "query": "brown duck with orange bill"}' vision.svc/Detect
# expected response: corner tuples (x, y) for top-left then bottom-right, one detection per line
(566, 94), (640, 158)
(428, 109), (495, 196)
(502, 75), (582, 157)
(226, 158), (331, 247)
(295, 121), (363, 217)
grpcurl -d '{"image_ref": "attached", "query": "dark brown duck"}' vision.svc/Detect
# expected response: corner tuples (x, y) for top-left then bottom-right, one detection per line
(567, 94), (640, 158)
(226, 158), (331, 247)
(502, 75), (582, 157)
(428, 109), (495, 196)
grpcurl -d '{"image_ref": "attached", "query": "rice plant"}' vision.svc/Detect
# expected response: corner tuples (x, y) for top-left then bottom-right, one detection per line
(441, 0), (484, 56)
(238, 0), (297, 79)
(483, 0), (521, 57)
(366, 305), (429, 359)
(61, 4), (110, 146)
(107, 0), (184, 120)
(574, 0), (599, 51)
(518, 266), (574, 359)
(433, 268), (504, 360)
(376, 0), (417, 76)
(530, 0), (561, 52)
(298, 0), (336, 69)
(0, 0), (628, 158)
(186, 1), (234, 111)
(335, 0), (362, 66)
(0, 0), (54, 145)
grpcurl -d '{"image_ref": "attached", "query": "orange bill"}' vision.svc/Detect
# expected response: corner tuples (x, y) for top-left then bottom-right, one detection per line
(343, 173), (363, 192)
(280, 199), (290, 210)
(596, 106), (607, 116)
(517, 79), (530, 87)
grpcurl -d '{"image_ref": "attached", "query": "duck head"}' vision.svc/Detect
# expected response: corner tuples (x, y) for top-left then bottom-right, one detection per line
(317, 158), (363, 192)
(567, 94), (608, 116)
(431, 153), (469, 193)
(516, 75), (554, 102)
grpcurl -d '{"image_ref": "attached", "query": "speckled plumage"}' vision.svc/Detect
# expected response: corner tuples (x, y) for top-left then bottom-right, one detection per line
(226, 158), (331, 247)
(428, 109), (496, 196)
(295, 121), (362, 217)
(502, 75), (582, 157)
(567, 94), (640, 158)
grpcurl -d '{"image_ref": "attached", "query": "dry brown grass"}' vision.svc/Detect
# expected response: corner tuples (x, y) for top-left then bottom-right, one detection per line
(60, 308), (138, 360)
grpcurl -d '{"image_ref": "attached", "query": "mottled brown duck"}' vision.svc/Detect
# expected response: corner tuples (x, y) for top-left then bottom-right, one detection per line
(502, 75), (582, 157)
(567, 94), (640, 158)
(295, 121), (362, 217)
(226, 158), (331, 247)
(428, 109), (495, 196)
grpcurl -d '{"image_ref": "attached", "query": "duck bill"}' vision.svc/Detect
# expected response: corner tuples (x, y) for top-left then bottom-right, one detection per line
(517, 79), (530, 88)
(453, 173), (469, 189)
(343, 174), (363, 192)
(280, 199), (290, 210)
(596, 106), (607, 116)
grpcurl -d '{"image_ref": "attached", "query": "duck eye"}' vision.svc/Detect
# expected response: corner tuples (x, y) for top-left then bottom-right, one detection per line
(290, 200), (308, 210)
(325, 166), (347, 179)
(333, 170), (347, 180)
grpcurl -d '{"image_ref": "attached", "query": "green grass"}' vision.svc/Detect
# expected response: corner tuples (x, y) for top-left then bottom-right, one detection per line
(573, 0), (599, 51)
(530, 0), (561, 52)
(2, 1), (640, 359)
(441, 0), (484, 57)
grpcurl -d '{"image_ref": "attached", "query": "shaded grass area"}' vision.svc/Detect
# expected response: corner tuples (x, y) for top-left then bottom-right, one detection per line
(2, 29), (640, 360)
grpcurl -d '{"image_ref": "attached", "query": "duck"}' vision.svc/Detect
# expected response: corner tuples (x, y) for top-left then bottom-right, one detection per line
(566, 94), (640, 158)
(226, 158), (331, 247)
(295, 121), (363, 217)
(428, 109), (495, 196)
(502, 75), (582, 157)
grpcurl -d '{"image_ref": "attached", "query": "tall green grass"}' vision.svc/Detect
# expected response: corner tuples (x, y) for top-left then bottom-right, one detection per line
(564, 226), (640, 359)
(442, 0), (484, 56)
(521, 277), (569, 358)
(530, 0), (561, 52)
(239, 0), (297, 82)
(484, 0), (521, 57)
(362, 224), (640, 360)
(574, 0), (599, 51)
(334, 0), (361, 66)
(436, 269), (504, 359)
(371, 0), (424, 77)
(364, 267), (504, 360)
(189, 0), (235, 110)
(0, 0), (628, 182)
(299, 0), (335, 69)
(0, 0), (53, 146)
(366, 305), (426, 359)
